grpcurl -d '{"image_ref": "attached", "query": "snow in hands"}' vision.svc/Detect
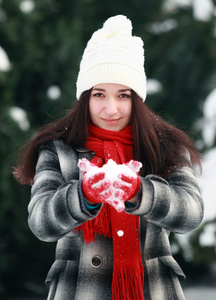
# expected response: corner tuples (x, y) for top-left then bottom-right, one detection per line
(78, 159), (142, 212)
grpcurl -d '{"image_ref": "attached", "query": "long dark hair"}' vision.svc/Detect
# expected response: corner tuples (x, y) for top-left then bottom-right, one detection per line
(131, 93), (201, 178)
(14, 90), (201, 185)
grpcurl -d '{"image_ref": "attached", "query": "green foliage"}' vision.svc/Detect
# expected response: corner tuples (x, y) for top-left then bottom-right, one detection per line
(0, 0), (216, 296)
(0, 109), (55, 295)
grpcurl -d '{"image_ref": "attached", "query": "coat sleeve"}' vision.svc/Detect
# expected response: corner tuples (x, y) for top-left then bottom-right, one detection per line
(28, 141), (101, 242)
(126, 159), (204, 234)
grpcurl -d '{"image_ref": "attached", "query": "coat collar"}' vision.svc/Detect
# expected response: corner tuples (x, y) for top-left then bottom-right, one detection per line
(75, 147), (92, 153)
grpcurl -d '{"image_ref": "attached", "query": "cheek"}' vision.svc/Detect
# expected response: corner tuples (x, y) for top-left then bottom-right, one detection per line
(89, 99), (103, 120)
(89, 99), (96, 116)
(123, 102), (132, 117)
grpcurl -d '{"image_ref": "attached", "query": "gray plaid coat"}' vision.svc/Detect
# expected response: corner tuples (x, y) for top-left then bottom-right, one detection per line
(28, 140), (204, 300)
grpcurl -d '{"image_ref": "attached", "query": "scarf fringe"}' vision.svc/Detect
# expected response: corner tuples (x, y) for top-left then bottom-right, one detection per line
(111, 265), (144, 300)
(75, 204), (111, 243)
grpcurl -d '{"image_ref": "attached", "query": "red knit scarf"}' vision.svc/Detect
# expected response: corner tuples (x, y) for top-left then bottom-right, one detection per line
(76, 124), (144, 300)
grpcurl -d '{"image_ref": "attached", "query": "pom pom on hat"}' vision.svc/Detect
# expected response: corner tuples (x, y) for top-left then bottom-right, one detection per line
(102, 14), (132, 36)
(76, 15), (146, 101)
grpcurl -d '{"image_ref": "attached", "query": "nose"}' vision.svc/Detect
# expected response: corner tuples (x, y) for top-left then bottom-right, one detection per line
(105, 98), (118, 115)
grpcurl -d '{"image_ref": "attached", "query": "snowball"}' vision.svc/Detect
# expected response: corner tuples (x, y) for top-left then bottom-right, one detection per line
(84, 159), (138, 180)
(78, 159), (142, 212)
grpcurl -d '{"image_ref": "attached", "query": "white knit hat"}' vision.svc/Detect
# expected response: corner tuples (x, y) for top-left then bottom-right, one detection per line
(76, 15), (146, 101)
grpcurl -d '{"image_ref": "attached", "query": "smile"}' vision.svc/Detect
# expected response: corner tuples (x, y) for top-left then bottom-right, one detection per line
(102, 118), (120, 123)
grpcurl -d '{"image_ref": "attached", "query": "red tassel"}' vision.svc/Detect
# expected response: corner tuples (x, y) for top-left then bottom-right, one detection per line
(75, 204), (111, 243)
(111, 264), (144, 300)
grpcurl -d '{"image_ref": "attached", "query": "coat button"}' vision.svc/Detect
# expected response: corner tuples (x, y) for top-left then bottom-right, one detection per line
(91, 256), (102, 268)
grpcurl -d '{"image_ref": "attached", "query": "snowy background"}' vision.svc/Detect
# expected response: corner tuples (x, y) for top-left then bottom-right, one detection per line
(0, 0), (216, 299)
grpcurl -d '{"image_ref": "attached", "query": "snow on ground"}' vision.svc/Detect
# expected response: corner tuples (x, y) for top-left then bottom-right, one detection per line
(184, 287), (216, 299)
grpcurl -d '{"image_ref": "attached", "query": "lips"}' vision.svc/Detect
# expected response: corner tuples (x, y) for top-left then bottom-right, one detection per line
(102, 118), (120, 123)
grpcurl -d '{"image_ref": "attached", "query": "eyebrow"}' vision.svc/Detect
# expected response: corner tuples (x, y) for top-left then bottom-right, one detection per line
(92, 88), (131, 92)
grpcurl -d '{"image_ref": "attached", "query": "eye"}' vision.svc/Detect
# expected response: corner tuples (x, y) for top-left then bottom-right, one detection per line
(92, 92), (105, 98)
(119, 93), (131, 98)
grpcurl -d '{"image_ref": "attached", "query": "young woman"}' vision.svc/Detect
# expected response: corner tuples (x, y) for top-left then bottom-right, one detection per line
(14, 15), (204, 300)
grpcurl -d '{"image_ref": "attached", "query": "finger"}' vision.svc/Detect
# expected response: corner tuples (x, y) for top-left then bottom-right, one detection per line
(126, 160), (142, 173)
(85, 172), (106, 185)
(99, 188), (113, 200)
(113, 180), (131, 189)
(93, 179), (112, 193)
(118, 174), (137, 183)
(78, 158), (92, 172)
(114, 189), (125, 198)
(117, 174), (136, 184)
(113, 181), (131, 195)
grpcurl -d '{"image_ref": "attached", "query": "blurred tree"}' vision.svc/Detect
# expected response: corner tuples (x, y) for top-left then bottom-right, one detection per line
(0, 0), (215, 297)
(145, 7), (216, 133)
(0, 108), (56, 296)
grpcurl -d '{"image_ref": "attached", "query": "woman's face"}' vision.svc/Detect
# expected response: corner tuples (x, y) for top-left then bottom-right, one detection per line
(89, 83), (132, 132)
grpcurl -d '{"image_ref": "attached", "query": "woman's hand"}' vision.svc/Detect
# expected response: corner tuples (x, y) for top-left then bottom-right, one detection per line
(82, 172), (113, 204)
(79, 158), (142, 210)
(113, 173), (141, 202)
